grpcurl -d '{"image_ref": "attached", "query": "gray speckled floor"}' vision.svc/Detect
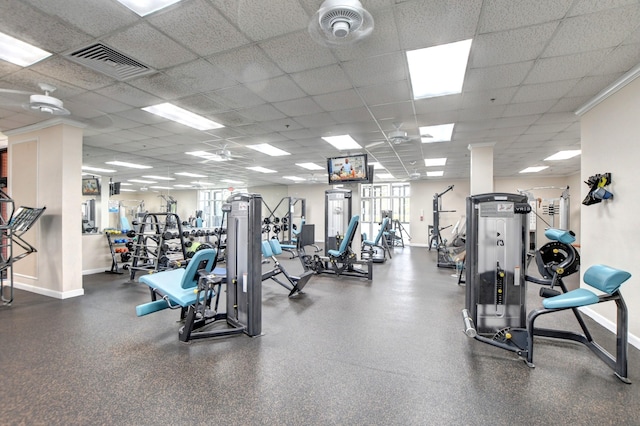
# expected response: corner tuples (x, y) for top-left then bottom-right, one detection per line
(1, 247), (639, 425)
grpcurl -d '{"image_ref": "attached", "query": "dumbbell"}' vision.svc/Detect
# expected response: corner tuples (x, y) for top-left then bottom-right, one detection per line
(120, 252), (131, 262)
(283, 224), (289, 231)
(262, 225), (270, 233)
(273, 217), (280, 224)
(272, 225), (281, 234)
(282, 217), (288, 224)
(263, 218), (271, 225)
(126, 230), (136, 238)
(182, 231), (190, 238)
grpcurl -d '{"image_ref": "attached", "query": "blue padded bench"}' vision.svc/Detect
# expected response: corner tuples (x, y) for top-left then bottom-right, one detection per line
(526, 263), (632, 383)
(362, 217), (392, 261)
(136, 249), (221, 316)
(328, 215), (359, 258)
(261, 239), (313, 296)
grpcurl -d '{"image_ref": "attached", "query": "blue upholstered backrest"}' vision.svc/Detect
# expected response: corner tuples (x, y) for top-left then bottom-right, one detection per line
(583, 264), (631, 294)
(261, 240), (273, 257)
(338, 215), (360, 254)
(181, 249), (216, 289)
(269, 239), (283, 255)
(293, 218), (305, 236)
(545, 228), (576, 245)
(374, 218), (390, 243)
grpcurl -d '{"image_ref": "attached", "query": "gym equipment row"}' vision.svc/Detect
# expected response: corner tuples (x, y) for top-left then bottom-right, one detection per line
(262, 197), (306, 244)
(462, 193), (632, 383)
(0, 188), (46, 305)
(135, 193), (262, 342)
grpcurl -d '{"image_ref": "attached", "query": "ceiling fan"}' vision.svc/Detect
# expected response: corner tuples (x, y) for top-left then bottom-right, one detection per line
(0, 82), (112, 129)
(366, 122), (428, 148)
(308, 0), (374, 47)
(200, 142), (247, 163)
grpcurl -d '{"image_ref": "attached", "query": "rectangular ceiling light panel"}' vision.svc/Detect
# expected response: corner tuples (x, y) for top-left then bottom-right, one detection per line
(117, 0), (182, 16)
(322, 135), (362, 150)
(106, 161), (152, 169)
(296, 162), (324, 170)
(420, 123), (455, 143)
(142, 103), (224, 131)
(544, 150), (581, 161)
(520, 166), (549, 173)
(407, 39), (472, 99)
(426, 171), (444, 177)
(283, 176), (306, 181)
(0, 32), (51, 66)
(82, 166), (116, 173)
(175, 172), (207, 178)
(424, 158), (447, 167)
(247, 144), (291, 156)
(247, 166), (277, 174)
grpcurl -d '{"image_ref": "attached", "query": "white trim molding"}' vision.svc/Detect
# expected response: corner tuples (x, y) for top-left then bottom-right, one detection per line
(576, 62), (640, 116)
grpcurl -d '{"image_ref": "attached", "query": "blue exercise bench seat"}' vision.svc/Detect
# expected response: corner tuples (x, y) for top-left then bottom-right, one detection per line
(261, 239), (313, 296)
(527, 262), (632, 383)
(361, 217), (392, 262)
(328, 215), (359, 258)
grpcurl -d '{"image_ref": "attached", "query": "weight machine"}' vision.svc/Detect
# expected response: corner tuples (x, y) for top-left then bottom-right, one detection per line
(428, 185), (455, 251)
(261, 197), (306, 244)
(462, 193), (631, 383)
(518, 186), (570, 251)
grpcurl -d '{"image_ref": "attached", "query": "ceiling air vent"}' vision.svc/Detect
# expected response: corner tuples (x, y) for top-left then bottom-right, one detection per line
(66, 43), (155, 81)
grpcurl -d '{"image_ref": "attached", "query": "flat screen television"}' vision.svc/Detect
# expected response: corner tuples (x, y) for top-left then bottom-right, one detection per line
(82, 177), (101, 196)
(327, 153), (369, 184)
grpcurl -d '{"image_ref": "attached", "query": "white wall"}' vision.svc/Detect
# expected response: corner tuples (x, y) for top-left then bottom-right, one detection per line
(579, 74), (640, 339)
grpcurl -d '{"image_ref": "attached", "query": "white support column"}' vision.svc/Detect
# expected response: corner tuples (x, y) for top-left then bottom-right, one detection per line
(468, 143), (495, 195)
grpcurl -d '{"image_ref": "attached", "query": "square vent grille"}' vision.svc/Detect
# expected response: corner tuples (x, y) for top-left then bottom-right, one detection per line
(66, 43), (155, 81)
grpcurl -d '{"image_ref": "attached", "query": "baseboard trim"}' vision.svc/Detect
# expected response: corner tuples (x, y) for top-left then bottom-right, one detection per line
(579, 306), (640, 350)
(14, 281), (84, 300)
(83, 267), (108, 275)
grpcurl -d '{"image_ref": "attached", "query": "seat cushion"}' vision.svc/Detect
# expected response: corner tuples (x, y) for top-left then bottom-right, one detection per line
(139, 269), (200, 307)
(583, 264), (631, 294)
(542, 288), (599, 309)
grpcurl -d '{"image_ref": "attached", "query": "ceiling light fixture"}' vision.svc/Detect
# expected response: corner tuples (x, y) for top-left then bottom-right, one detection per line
(185, 151), (227, 162)
(246, 143), (291, 156)
(222, 179), (243, 184)
(106, 161), (152, 169)
(426, 171), (444, 177)
(407, 39), (472, 99)
(544, 150), (581, 161)
(128, 179), (157, 184)
(296, 162), (324, 170)
(173, 184), (194, 188)
(142, 175), (175, 181)
(247, 166), (277, 174)
(150, 186), (172, 190)
(419, 123), (455, 143)
(0, 31), (51, 66)
(520, 166), (549, 173)
(142, 103), (224, 131)
(175, 172), (208, 178)
(116, 0), (183, 17)
(283, 176), (306, 182)
(82, 166), (116, 173)
(424, 158), (447, 167)
(322, 135), (362, 150)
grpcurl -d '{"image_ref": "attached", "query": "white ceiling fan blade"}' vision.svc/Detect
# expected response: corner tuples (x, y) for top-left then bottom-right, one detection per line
(365, 141), (386, 149)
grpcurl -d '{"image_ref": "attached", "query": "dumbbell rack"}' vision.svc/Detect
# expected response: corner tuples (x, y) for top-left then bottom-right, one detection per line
(128, 212), (188, 281)
(104, 231), (131, 275)
(0, 188), (46, 305)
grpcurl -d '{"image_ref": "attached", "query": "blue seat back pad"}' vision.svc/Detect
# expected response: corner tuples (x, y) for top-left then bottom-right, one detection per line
(583, 264), (631, 293)
(372, 217), (389, 244)
(261, 240), (273, 257)
(337, 215), (359, 255)
(268, 239), (283, 255)
(544, 228), (576, 244)
(139, 249), (216, 290)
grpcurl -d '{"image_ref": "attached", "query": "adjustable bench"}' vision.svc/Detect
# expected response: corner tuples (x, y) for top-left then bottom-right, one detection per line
(527, 263), (632, 383)
(261, 239), (313, 297)
(135, 249), (237, 342)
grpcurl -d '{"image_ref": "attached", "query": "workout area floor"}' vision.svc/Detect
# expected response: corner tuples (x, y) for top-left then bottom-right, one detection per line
(2, 247), (640, 425)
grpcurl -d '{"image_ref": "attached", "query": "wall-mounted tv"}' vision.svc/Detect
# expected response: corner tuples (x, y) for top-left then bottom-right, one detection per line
(327, 153), (369, 184)
(82, 177), (101, 196)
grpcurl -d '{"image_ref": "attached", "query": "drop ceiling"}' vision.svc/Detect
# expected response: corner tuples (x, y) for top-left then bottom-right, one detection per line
(1, 0), (640, 190)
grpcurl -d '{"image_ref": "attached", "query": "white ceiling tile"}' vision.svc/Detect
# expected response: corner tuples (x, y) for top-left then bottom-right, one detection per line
(96, 83), (163, 108)
(458, 104), (506, 121)
(469, 22), (559, 68)
(588, 44), (640, 76)
(173, 94), (228, 115)
(524, 50), (612, 84)
(369, 102), (415, 122)
(395, 0), (482, 50)
(213, 0), (309, 42)
(415, 94), (463, 114)
(565, 74), (625, 98)
(358, 81), (412, 106)
(165, 60), (237, 93)
(494, 115), (541, 128)
(512, 79), (580, 103)
(415, 111), (460, 126)
(527, 122), (573, 134)
(272, 97), (324, 117)
(535, 112), (577, 125)
(464, 61), (534, 91)
(67, 92), (132, 114)
(238, 104), (287, 122)
(260, 31), (337, 73)
(246, 76), (306, 102)
(330, 107), (373, 124)
(548, 96), (592, 113)
(502, 100), (557, 117)
(207, 85), (266, 110)
(103, 22), (197, 69)
(293, 112), (337, 128)
(478, 0), (573, 33)
(312, 90), (364, 111)
(29, 57), (115, 91)
(332, 10), (401, 62)
(291, 64), (353, 96)
(342, 53), (407, 88)
(462, 87), (517, 108)
(543, 4), (640, 57)
(209, 45), (283, 84)
(128, 72), (195, 100)
(148, 0), (248, 56)
(568, 0), (640, 16)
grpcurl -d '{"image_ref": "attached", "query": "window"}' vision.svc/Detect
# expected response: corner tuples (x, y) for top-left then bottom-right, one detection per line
(197, 188), (246, 227)
(360, 182), (410, 238)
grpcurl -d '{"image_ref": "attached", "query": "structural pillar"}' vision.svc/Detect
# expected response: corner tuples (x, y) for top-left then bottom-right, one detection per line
(468, 143), (495, 195)
(6, 119), (84, 299)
